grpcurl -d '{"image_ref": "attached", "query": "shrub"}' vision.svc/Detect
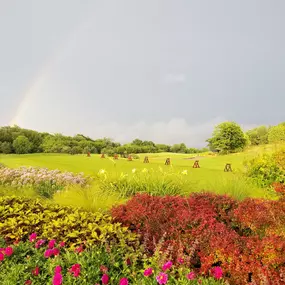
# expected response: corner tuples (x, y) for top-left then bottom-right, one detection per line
(0, 196), (137, 249)
(12, 135), (32, 154)
(112, 193), (285, 284)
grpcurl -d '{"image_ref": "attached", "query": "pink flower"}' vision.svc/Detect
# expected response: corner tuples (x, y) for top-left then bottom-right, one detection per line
(211, 267), (223, 279)
(126, 258), (131, 266)
(143, 268), (153, 277)
(0, 248), (4, 253)
(48, 239), (56, 249)
(119, 277), (128, 285)
(55, 266), (62, 274)
(74, 245), (83, 254)
(162, 261), (172, 271)
(25, 280), (32, 285)
(35, 239), (45, 249)
(52, 248), (60, 256)
(0, 252), (4, 261)
(177, 257), (184, 264)
(186, 272), (195, 280)
(156, 272), (168, 285)
(32, 266), (40, 276)
(29, 233), (37, 242)
(69, 263), (81, 277)
(52, 273), (63, 285)
(59, 241), (65, 248)
(101, 273), (109, 284)
(4, 247), (13, 256)
(100, 265), (108, 273)
(44, 249), (53, 258)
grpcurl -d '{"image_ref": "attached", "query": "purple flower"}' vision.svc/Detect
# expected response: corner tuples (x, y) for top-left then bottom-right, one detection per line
(143, 268), (153, 277)
(162, 261), (173, 271)
(156, 272), (168, 285)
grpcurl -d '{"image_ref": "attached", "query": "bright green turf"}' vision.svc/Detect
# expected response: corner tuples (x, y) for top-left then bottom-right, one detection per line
(0, 144), (281, 199)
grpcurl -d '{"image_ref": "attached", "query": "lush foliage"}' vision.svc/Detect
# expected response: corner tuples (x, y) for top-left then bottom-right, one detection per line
(112, 193), (285, 284)
(207, 122), (247, 154)
(0, 196), (137, 249)
(268, 122), (285, 144)
(244, 150), (285, 187)
(246, 125), (269, 145)
(0, 166), (88, 198)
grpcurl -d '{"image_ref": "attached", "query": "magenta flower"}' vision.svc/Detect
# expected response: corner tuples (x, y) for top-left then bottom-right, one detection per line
(156, 272), (168, 284)
(44, 249), (53, 258)
(32, 266), (40, 276)
(101, 273), (109, 284)
(55, 266), (62, 274)
(52, 248), (60, 256)
(35, 239), (45, 249)
(74, 245), (84, 254)
(162, 261), (173, 271)
(186, 272), (195, 280)
(29, 233), (37, 242)
(0, 252), (4, 261)
(69, 263), (81, 277)
(143, 268), (153, 277)
(177, 257), (184, 264)
(119, 277), (129, 285)
(4, 247), (13, 256)
(211, 267), (223, 279)
(100, 265), (108, 273)
(48, 239), (56, 249)
(59, 241), (65, 248)
(25, 280), (32, 285)
(52, 273), (63, 285)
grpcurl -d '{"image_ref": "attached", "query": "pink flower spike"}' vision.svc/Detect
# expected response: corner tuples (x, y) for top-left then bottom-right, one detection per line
(101, 273), (109, 284)
(186, 272), (195, 280)
(162, 261), (173, 271)
(156, 272), (168, 285)
(29, 233), (37, 242)
(48, 239), (56, 249)
(119, 277), (129, 285)
(143, 268), (153, 277)
(52, 272), (63, 285)
(211, 267), (223, 279)
(4, 247), (13, 256)
(0, 252), (4, 261)
(55, 266), (62, 274)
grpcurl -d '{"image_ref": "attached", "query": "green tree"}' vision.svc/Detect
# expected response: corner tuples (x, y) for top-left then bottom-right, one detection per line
(268, 123), (285, 143)
(0, 142), (12, 154)
(207, 122), (247, 154)
(12, 135), (32, 154)
(246, 126), (269, 145)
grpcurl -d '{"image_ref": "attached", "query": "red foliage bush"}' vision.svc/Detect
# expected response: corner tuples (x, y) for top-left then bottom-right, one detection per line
(112, 193), (285, 284)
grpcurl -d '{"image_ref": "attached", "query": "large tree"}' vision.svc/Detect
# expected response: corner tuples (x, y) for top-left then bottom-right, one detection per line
(13, 135), (32, 154)
(246, 126), (269, 145)
(268, 122), (285, 143)
(207, 122), (247, 153)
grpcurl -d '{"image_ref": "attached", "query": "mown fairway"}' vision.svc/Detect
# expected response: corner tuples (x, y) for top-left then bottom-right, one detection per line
(1, 144), (280, 198)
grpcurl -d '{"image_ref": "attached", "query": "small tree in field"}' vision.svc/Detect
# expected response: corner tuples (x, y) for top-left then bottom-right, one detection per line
(207, 122), (247, 154)
(13, 135), (32, 154)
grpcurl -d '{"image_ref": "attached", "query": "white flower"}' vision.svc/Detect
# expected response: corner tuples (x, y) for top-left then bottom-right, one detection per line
(98, 169), (106, 175)
(181, 170), (188, 175)
(132, 168), (136, 174)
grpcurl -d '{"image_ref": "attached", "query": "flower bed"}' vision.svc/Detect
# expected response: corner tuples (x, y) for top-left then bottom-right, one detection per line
(112, 193), (285, 284)
(0, 167), (89, 197)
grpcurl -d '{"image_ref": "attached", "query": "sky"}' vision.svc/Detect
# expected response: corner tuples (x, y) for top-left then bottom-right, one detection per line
(0, 0), (284, 147)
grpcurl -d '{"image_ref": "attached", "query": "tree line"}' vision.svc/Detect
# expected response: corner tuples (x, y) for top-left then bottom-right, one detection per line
(0, 126), (208, 155)
(0, 122), (284, 155)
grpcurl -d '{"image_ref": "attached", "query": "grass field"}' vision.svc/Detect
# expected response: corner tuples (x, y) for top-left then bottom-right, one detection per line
(1, 144), (281, 199)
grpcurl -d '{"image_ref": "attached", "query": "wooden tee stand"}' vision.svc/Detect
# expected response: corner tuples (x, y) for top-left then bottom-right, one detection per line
(224, 163), (232, 172)
(144, 156), (149, 163)
(114, 154), (119, 160)
(165, 158), (171, 165)
(101, 153), (105, 158)
(193, 160), (200, 168)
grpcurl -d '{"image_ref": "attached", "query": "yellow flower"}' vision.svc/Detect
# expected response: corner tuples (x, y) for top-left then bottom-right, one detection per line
(181, 170), (188, 175)
(132, 168), (136, 174)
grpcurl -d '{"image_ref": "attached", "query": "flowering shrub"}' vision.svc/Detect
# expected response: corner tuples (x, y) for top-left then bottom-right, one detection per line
(0, 237), (225, 285)
(0, 196), (137, 248)
(0, 166), (88, 197)
(112, 193), (285, 284)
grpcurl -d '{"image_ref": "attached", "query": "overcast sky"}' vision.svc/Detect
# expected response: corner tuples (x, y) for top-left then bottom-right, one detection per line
(0, 0), (284, 147)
